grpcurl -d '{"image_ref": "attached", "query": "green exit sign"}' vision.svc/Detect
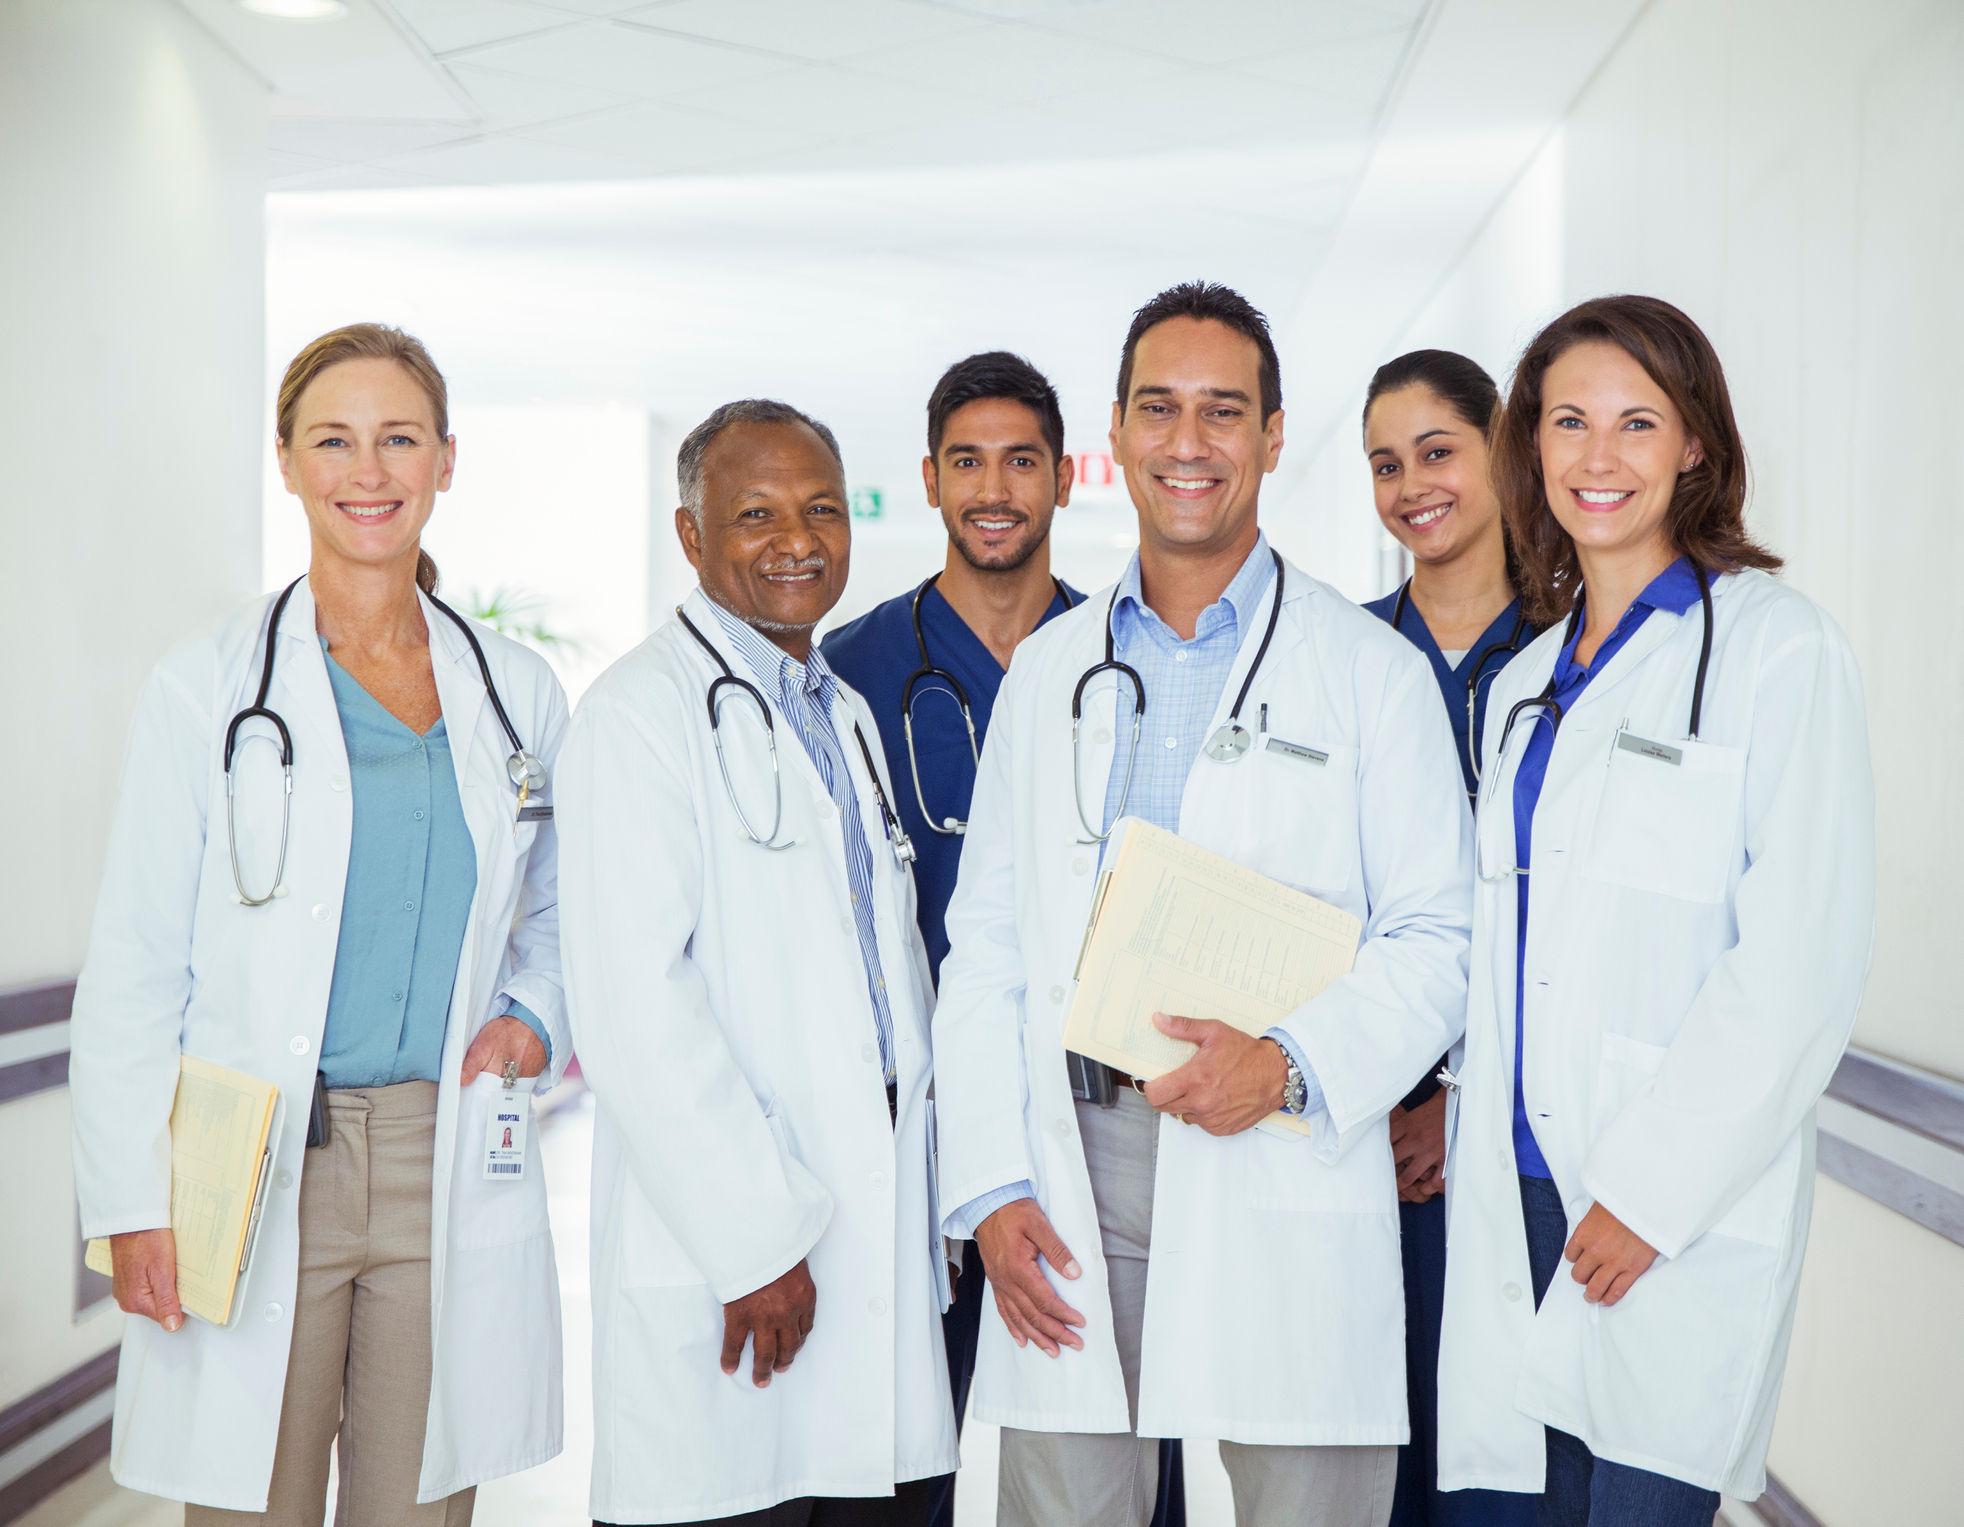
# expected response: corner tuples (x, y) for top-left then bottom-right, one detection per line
(850, 488), (883, 520)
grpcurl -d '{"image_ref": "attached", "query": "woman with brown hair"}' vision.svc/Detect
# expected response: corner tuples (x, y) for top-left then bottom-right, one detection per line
(1434, 296), (1874, 1524)
(71, 324), (570, 1523)
(1359, 349), (1538, 1527)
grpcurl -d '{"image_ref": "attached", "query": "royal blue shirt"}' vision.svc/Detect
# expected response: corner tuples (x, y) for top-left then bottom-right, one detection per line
(319, 648), (547, 1089)
(822, 576), (1078, 985)
(1361, 585), (1534, 802)
(1509, 558), (1702, 1177)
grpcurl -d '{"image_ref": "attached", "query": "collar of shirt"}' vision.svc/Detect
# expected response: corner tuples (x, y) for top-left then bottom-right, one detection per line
(1550, 555), (1702, 697)
(1110, 531), (1275, 656)
(706, 597), (840, 717)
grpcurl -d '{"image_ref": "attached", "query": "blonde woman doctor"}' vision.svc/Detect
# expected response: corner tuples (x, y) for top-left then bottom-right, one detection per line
(70, 324), (570, 1524)
(1435, 296), (1873, 1524)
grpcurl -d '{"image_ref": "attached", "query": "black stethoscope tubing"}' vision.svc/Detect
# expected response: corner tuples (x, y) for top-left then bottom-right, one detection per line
(223, 575), (545, 908)
(904, 573), (1074, 836)
(1491, 561), (1715, 775)
(1389, 578), (1534, 788)
(1070, 548), (1284, 843)
(678, 605), (916, 865)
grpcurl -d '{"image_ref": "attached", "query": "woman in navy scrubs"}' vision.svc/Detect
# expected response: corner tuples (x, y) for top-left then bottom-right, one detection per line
(1361, 349), (1538, 1527)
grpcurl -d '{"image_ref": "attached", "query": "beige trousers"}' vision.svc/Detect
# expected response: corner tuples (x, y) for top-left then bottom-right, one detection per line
(997, 1088), (1396, 1527)
(187, 1081), (474, 1527)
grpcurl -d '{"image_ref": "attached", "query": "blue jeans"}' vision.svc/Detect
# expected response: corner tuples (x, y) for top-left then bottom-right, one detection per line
(1390, 1193), (1536, 1527)
(1517, 1176), (1721, 1527)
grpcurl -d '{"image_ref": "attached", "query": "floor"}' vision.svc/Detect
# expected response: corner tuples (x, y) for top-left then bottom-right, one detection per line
(21, 1096), (1747, 1527)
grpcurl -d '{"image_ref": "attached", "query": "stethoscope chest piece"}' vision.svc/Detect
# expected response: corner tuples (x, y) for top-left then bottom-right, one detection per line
(507, 750), (548, 801)
(1204, 723), (1253, 762)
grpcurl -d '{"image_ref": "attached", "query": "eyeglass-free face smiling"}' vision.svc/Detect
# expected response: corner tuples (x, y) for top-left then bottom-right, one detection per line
(926, 396), (1073, 575)
(1366, 384), (1501, 570)
(1110, 315), (1283, 562)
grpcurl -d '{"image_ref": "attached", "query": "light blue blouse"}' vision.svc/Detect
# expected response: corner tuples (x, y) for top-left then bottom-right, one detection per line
(318, 647), (548, 1088)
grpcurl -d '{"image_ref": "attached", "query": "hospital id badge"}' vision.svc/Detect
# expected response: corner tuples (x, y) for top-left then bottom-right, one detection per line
(484, 1064), (534, 1180)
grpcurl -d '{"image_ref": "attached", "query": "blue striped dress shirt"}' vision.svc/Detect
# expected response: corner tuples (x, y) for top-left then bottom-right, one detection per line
(708, 602), (896, 1083)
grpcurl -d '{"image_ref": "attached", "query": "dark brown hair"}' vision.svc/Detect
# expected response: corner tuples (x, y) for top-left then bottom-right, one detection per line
(277, 323), (448, 595)
(1117, 281), (1280, 423)
(1493, 295), (1780, 624)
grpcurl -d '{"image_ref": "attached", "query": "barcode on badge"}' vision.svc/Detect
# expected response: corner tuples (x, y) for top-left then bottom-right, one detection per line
(488, 1161), (523, 1174)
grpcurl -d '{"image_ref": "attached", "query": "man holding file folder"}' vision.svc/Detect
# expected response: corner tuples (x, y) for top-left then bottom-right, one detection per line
(932, 283), (1475, 1527)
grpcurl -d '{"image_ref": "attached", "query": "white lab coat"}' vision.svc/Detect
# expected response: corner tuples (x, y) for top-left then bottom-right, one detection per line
(1436, 569), (1874, 1499)
(69, 578), (571, 1512)
(556, 589), (959, 1525)
(933, 555), (1473, 1443)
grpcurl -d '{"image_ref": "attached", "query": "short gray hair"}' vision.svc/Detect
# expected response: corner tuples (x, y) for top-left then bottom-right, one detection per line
(677, 398), (845, 525)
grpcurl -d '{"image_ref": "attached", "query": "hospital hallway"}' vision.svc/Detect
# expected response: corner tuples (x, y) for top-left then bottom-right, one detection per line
(4, 1), (1961, 1525)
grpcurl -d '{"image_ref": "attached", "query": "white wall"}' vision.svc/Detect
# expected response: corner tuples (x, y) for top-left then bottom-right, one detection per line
(1395, 1), (1964, 1519)
(0, 0), (266, 1407)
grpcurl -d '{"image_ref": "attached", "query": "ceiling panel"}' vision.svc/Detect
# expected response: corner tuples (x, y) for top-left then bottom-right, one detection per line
(634, 0), (988, 62)
(253, 0), (1431, 192)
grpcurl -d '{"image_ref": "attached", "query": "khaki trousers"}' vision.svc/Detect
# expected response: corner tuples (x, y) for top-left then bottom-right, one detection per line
(997, 1089), (1395, 1527)
(187, 1081), (474, 1527)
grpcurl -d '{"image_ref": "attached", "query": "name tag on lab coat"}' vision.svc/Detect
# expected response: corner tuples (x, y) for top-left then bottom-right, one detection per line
(484, 1087), (531, 1179)
(1266, 737), (1328, 766)
(1615, 731), (1683, 767)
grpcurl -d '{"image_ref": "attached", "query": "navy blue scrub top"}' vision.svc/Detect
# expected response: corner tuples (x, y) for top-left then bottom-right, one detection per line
(1365, 584), (1535, 1110)
(1362, 584), (1535, 802)
(823, 578), (1079, 985)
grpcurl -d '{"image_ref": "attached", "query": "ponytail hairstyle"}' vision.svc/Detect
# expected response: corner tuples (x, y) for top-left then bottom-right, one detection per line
(1492, 295), (1779, 626)
(276, 323), (449, 595)
(1362, 349), (1523, 594)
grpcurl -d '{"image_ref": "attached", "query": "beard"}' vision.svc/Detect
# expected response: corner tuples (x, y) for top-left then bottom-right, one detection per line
(949, 516), (1050, 574)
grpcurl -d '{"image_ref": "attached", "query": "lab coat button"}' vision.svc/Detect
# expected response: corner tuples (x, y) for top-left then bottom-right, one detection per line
(1503, 1282), (1523, 1302)
(1071, 857), (1089, 876)
(274, 1170), (293, 1189)
(1498, 1149), (1511, 1168)
(290, 1036), (310, 1055)
(870, 1170), (888, 1187)
(1094, 728), (1112, 745)
(867, 1297), (887, 1316)
(840, 917), (853, 934)
(861, 1043), (876, 1064)
(330, 775), (347, 791)
(264, 1303), (284, 1322)
(312, 904), (330, 922)
(1054, 1118), (1071, 1138)
(1048, 985), (1063, 1004)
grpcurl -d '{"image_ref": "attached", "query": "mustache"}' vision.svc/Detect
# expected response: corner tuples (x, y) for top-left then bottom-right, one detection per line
(759, 555), (827, 573)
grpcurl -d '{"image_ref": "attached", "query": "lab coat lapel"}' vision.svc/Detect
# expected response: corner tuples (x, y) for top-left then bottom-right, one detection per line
(1198, 553), (1303, 744)
(268, 579), (351, 784)
(421, 591), (492, 808)
(680, 588), (835, 816)
(1558, 600), (1682, 728)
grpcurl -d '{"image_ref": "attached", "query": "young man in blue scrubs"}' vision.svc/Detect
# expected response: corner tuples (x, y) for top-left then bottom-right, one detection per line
(824, 352), (1185, 1527)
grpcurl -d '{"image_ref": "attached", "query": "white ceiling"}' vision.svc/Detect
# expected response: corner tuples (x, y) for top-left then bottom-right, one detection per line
(176, 0), (1429, 190)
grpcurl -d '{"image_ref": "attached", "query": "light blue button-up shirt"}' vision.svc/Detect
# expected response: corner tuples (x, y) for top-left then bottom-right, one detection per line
(708, 602), (897, 1083)
(947, 535), (1326, 1238)
(318, 648), (547, 1088)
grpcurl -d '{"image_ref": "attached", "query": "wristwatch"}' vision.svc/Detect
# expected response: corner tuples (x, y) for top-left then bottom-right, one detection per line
(1271, 1039), (1307, 1116)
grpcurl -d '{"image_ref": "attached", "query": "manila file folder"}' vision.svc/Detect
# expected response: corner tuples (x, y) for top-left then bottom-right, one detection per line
(86, 1055), (280, 1327)
(1063, 818), (1363, 1138)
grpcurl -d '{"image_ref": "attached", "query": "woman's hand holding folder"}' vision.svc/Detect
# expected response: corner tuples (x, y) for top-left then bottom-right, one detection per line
(110, 1227), (184, 1333)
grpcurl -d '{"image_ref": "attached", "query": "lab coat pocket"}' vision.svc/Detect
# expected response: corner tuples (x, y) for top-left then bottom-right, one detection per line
(1240, 741), (1358, 901)
(620, 1176), (708, 1289)
(453, 1073), (550, 1251)
(1581, 735), (1743, 904)
(1591, 1033), (1669, 1139)
(1239, 1119), (1392, 1211)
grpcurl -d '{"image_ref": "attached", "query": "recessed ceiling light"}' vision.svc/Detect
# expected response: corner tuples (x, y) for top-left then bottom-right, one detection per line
(239, 0), (348, 18)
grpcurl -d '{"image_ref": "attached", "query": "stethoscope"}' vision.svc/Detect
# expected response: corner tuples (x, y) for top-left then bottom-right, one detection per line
(1475, 562), (1714, 879)
(223, 576), (549, 908)
(903, 572), (1075, 836)
(676, 606), (916, 867)
(1389, 578), (1535, 788)
(1071, 548), (1285, 844)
